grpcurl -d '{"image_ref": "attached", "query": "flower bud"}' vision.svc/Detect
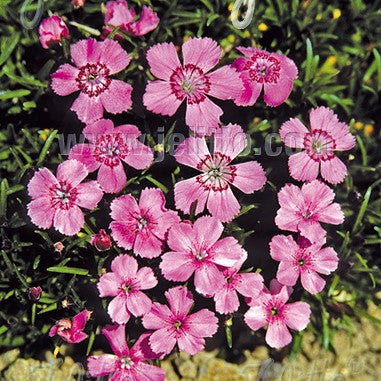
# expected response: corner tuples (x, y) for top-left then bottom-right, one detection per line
(38, 16), (69, 49)
(91, 229), (112, 252)
(28, 286), (42, 301)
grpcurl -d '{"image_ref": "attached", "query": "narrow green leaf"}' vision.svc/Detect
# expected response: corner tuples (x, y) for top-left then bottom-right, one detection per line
(144, 175), (168, 193)
(0, 34), (20, 66)
(31, 303), (37, 325)
(0, 89), (31, 100)
(352, 186), (372, 233)
(372, 48), (381, 90)
(37, 130), (58, 166)
(38, 303), (58, 314)
(0, 179), (7, 217)
(47, 266), (89, 276)
(86, 331), (96, 355)
(356, 135), (367, 166)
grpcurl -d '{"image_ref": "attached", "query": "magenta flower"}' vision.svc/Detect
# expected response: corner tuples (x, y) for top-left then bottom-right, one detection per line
(275, 180), (344, 243)
(110, 188), (180, 258)
(270, 235), (339, 294)
(142, 286), (218, 355)
(104, 0), (159, 37)
(279, 106), (356, 184)
(174, 124), (266, 222)
(143, 37), (243, 135)
(245, 280), (311, 348)
(39, 15), (69, 49)
(232, 47), (298, 107)
(27, 159), (103, 236)
(51, 38), (132, 123)
(87, 324), (165, 380)
(213, 252), (264, 314)
(160, 216), (244, 296)
(91, 229), (112, 251)
(49, 310), (91, 344)
(69, 119), (153, 193)
(97, 254), (157, 324)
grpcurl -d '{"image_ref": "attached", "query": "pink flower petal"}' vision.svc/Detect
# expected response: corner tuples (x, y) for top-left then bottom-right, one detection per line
(110, 221), (136, 250)
(70, 38), (101, 68)
(244, 305), (268, 331)
(174, 177), (209, 215)
(167, 222), (195, 252)
(148, 327), (177, 355)
(108, 293), (130, 324)
(27, 198), (55, 229)
(135, 267), (158, 290)
(214, 287), (240, 314)
(269, 235), (299, 261)
(231, 161), (266, 193)
(174, 135), (210, 169)
(213, 123), (247, 162)
(279, 118), (309, 148)
(122, 140), (153, 170)
(207, 66), (243, 100)
(206, 186), (240, 222)
(276, 260), (299, 286)
(51, 64), (79, 96)
(284, 301), (311, 330)
(160, 251), (195, 282)
(300, 269), (326, 294)
(186, 309), (218, 337)
(97, 161), (127, 194)
(71, 91), (104, 124)
(153, 210), (180, 241)
(114, 123), (141, 139)
(131, 332), (161, 361)
(142, 303), (173, 330)
(146, 42), (181, 81)
(297, 219), (326, 243)
(56, 159), (88, 187)
(165, 286), (194, 318)
(278, 183), (304, 212)
(209, 236), (244, 267)
(320, 156), (347, 184)
(97, 272), (123, 297)
(69, 144), (100, 172)
(110, 194), (139, 221)
(126, 290), (152, 316)
(182, 37), (221, 73)
(87, 354), (118, 378)
(193, 216), (223, 249)
(143, 80), (182, 116)
(176, 333), (205, 356)
(311, 247), (339, 275)
(100, 79), (132, 115)
(235, 273), (264, 298)
(28, 168), (58, 199)
(275, 208), (300, 232)
(99, 39), (130, 75)
(309, 106), (338, 133)
(83, 119), (114, 142)
(232, 63), (262, 106)
(103, 324), (130, 356)
(301, 180), (335, 210)
(53, 205), (84, 236)
(75, 180), (103, 209)
(133, 363), (166, 381)
(263, 75), (294, 107)
(194, 263), (225, 296)
(288, 151), (319, 182)
(266, 321), (292, 348)
(134, 230), (163, 258)
(111, 254), (138, 279)
(72, 310), (89, 331)
(133, 6), (160, 36)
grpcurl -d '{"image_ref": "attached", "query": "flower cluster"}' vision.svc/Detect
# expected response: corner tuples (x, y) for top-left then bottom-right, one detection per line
(33, 4), (356, 379)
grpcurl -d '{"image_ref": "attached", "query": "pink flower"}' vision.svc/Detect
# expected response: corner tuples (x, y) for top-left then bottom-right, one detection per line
(39, 16), (69, 49)
(87, 324), (165, 380)
(69, 119), (153, 193)
(104, 0), (159, 37)
(245, 280), (311, 348)
(72, 0), (85, 7)
(160, 216), (245, 296)
(51, 38), (132, 123)
(97, 254), (157, 324)
(49, 310), (91, 343)
(109, 188), (180, 258)
(174, 124), (266, 222)
(275, 180), (344, 243)
(232, 47), (298, 107)
(213, 252), (264, 314)
(91, 229), (112, 251)
(27, 159), (103, 236)
(143, 37), (243, 135)
(279, 106), (356, 184)
(142, 286), (218, 355)
(28, 286), (42, 301)
(270, 235), (339, 294)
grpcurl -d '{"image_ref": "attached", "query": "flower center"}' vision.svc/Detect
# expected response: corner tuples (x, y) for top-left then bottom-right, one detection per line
(170, 64), (211, 104)
(270, 307), (278, 316)
(298, 258), (305, 266)
(173, 320), (182, 330)
(76, 63), (111, 97)
(51, 182), (78, 209)
(120, 356), (134, 370)
(304, 129), (336, 161)
(137, 216), (148, 230)
(56, 319), (72, 333)
(122, 283), (132, 294)
(246, 52), (281, 84)
(94, 133), (129, 167)
(194, 250), (208, 261)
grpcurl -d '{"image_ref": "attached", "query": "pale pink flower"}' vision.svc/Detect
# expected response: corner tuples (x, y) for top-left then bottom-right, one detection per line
(87, 324), (165, 380)
(69, 119), (153, 193)
(51, 38), (132, 123)
(232, 47), (298, 107)
(49, 310), (91, 343)
(143, 37), (243, 135)
(280, 106), (356, 184)
(97, 254), (157, 324)
(174, 124), (266, 222)
(91, 229), (112, 251)
(39, 15), (69, 49)
(72, 0), (85, 7)
(270, 235), (339, 294)
(160, 216), (244, 296)
(110, 188), (180, 258)
(27, 159), (103, 236)
(213, 252), (264, 314)
(275, 180), (344, 243)
(245, 280), (311, 348)
(104, 0), (159, 37)
(142, 286), (218, 355)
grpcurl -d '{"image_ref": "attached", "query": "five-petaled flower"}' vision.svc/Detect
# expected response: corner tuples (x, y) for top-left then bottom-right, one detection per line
(51, 38), (132, 123)
(160, 216), (245, 296)
(275, 180), (344, 243)
(232, 47), (298, 107)
(87, 324), (165, 380)
(143, 37), (243, 135)
(39, 15), (69, 49)
(104, 0), (159, 38)
(279, 106), (356, 184)
(109, 188), (180, 258)
(69, 119), (153, 193)
(245, 280), (311, 348)
(49, 309), (91, 344)
(270, 235), (339, 294)
(174, 124), (266, 222)
(142, 286), (218, 355)
(97, 254), (157, 324)
(27, 159), (103, 236)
